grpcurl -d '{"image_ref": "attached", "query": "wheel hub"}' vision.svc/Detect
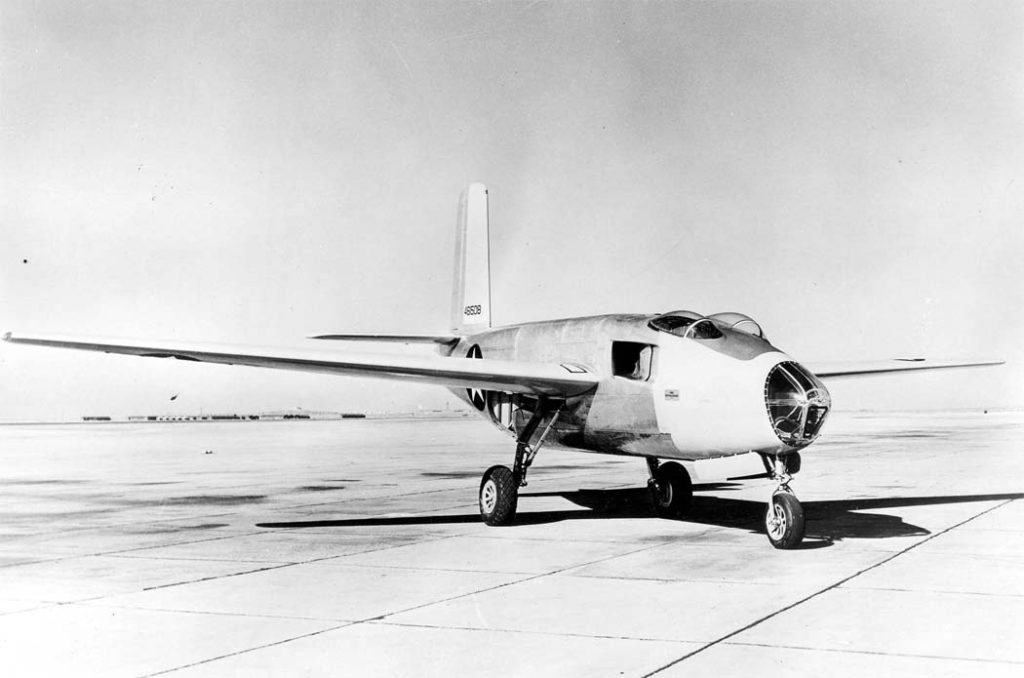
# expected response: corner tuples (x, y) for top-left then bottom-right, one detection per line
(766, 502), (788, 540)
(481, 479), (498, 513)
(657, 482), (673, 507)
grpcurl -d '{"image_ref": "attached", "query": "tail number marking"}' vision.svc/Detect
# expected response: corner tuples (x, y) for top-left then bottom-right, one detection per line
(464, 304), (483, 316)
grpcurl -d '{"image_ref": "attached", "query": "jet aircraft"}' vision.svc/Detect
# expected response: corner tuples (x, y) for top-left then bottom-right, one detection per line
(4, 184), (1001, 548)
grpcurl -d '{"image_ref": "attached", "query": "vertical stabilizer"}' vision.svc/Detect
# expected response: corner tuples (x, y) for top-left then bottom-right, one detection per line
(451, 183), (492, 334)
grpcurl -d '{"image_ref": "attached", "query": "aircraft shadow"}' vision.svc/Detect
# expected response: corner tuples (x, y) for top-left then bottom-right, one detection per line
(258, 489), (1023, 544)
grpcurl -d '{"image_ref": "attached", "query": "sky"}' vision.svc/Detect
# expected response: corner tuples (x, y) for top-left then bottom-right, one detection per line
(1, 1), (1021, 421)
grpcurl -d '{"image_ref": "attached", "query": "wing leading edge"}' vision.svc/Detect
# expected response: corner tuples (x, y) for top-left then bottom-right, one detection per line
(806, 358), (1003, 379)
(2, 332), (598, 398)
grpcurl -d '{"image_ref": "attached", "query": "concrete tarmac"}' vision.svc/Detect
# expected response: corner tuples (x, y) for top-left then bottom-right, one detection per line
(0, 411), (1021, 677)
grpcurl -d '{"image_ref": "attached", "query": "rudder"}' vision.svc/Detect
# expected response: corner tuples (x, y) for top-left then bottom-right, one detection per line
(451, 183), (491, 334)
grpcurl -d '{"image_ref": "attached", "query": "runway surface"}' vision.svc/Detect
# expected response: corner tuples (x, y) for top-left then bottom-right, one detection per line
(0, 411), (1021, 677)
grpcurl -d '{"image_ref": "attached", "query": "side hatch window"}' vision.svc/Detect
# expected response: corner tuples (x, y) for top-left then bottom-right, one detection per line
(612, 342), (653, 381)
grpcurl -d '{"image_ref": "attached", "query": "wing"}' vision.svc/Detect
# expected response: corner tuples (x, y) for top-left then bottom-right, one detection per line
(806, 358), (1003, 379)
(3, 332), (598, 397)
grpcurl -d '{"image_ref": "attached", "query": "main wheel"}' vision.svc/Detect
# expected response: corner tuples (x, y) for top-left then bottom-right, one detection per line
(765, 491), (805, 549)
(479, 465), (518, 526)
(650, 461), (693, 518)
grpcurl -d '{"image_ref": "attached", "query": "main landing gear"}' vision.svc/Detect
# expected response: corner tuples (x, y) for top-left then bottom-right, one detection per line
(646, 457), (692, 518)
(762, 452), (804, 549)
(478, 400), (562, 526)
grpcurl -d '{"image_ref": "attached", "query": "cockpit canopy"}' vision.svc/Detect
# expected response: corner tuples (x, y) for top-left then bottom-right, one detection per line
(649, 310), (767, 341)
(707, 312), (766, 340)
(648, 311), (723, 340)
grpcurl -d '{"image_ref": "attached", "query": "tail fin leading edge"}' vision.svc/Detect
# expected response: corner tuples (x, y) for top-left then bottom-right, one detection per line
(451, 183), (491, 334)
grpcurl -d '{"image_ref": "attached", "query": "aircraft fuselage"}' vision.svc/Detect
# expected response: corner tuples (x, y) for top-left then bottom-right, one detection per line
(448, 313), (832, 461)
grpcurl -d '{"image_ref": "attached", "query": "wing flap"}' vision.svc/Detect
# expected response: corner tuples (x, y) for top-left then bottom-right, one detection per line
(806, 358), (1003, 379)
(3, 332), (598, 397)
(309, 334), (460, 347)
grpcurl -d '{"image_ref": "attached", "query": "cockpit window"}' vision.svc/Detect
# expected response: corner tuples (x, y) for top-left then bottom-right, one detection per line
(684, 319), (724, 340)
(656, 316), (694, 332)
(648, 312), (699, 336)
(649, 311), (722, 340)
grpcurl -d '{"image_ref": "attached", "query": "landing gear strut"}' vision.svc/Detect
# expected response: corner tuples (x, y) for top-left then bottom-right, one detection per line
(478, 399), (562, 526)
(762, 452), (804, 549)
(647, 458), (692, 518)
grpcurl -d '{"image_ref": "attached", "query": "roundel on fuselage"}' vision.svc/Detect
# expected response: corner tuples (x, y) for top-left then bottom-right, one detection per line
(466, 344), (486, 410)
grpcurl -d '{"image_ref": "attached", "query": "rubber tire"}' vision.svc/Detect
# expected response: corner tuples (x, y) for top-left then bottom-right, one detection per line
(650, 461), (693, 518)
(766, 492), (805, 549)
(479, 465), (518, 526)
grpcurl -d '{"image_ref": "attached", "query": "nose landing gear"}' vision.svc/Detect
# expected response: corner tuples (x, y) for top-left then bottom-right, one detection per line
(762, 452), (804, 549)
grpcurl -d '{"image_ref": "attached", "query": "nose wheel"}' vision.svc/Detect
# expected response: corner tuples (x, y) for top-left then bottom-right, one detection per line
(766, 490), (804, 549)
(762, 453), (805, 549)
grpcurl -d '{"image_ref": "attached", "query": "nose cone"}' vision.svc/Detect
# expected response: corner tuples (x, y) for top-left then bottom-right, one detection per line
(765, 361), (832, 448)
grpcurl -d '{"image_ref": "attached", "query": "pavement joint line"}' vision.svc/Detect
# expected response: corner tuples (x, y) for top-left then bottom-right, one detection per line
(103, 531), (269, 554)
(947, 526), (1024, 534)
(836, 584), (1024, 598)
(873, 550), (1024, 563)
(372, 619), (702, 645)
(724, 640), (1024, 665)
(566, 572), (827, 586)
(0, 602), (58, 617)
(136, 562), (292, 591)
(131, 531), (469, 593)
(76, 599), (357, 624)
(141, 621), (357, 677)
(106, 553), (297, 564)
(325, 561), (538, 575)
(641, 497), (1020, 677)
(0, 531), (268, 570)
(0, 554), (77, 569)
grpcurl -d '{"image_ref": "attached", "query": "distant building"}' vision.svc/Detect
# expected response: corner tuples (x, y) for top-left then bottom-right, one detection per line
(122, 410), (366, 422)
